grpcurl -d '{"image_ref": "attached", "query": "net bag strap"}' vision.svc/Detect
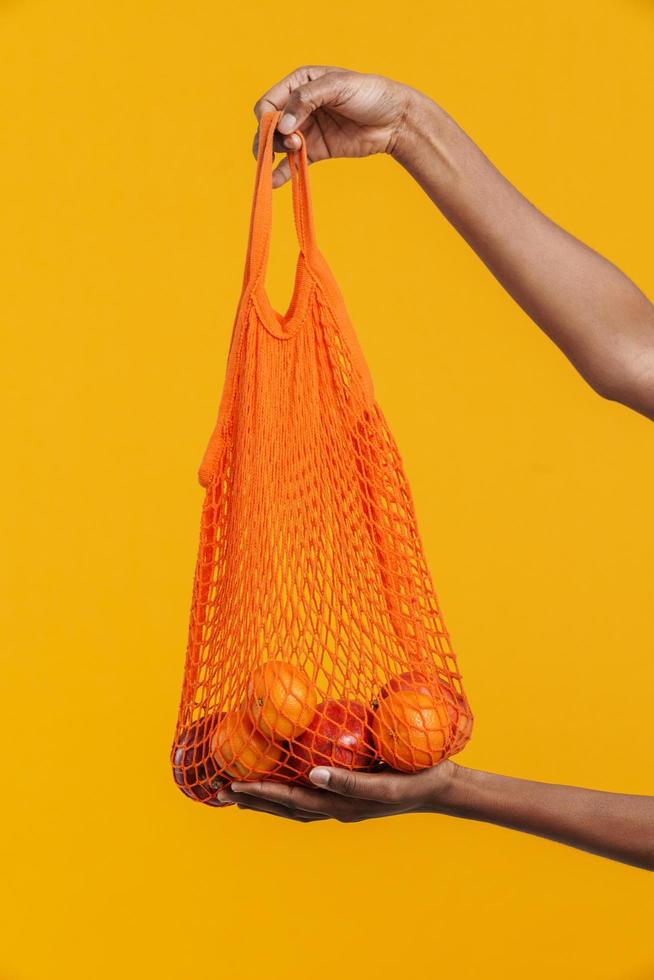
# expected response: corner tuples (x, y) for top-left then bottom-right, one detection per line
(198, 113), (317, 487)
(243, 109), (317, 290)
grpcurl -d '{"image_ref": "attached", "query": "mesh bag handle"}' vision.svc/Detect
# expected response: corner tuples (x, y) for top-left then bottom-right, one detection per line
(199, 111), (373, 487)
(243, 109), (318, 341)
(244, 108), (317, 292)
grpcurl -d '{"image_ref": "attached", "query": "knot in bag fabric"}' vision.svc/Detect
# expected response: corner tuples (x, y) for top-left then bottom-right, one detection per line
(172, 111), (473, 803)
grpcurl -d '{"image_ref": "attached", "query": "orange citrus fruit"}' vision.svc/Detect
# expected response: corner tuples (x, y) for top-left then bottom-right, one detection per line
(373, 689), (450, 772)
(211, 708), (284, 780)
(248, 660), (317, 741)
(438, 677), (473, 752)
(378, 668), (438, 701)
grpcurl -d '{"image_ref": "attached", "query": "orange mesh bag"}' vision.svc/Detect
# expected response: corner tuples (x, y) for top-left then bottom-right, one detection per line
(172, 111), (473, 804)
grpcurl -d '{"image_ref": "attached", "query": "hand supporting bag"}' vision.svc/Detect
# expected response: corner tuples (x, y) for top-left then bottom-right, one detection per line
(172, 111), (473, 803)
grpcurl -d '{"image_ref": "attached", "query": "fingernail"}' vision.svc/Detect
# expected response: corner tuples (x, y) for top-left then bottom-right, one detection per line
(278, 113), (297, 135)
(283, 135), (298, 149)
(217, 790), (229, 802)
(309, 767), (330, 787)
(230, 782), (245, 793)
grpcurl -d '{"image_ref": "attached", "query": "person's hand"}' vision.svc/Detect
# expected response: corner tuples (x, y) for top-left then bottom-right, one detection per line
(253, 66), (417, 187)
(217, 760), (459, 822)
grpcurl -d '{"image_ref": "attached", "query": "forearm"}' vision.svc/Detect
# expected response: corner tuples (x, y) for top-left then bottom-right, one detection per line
(393, 91), (654, 420)
(431, 765), (654, 870)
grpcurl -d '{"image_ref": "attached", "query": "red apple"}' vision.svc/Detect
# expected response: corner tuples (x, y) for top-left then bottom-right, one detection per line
(291, 700), (376, 779)
(172, 713), (227, 806)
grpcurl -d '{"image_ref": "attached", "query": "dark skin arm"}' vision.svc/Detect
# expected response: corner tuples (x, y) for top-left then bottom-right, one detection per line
(218, 764), (654, 873)
(232, 68), (654, 869)
(255, 66), (654, 419)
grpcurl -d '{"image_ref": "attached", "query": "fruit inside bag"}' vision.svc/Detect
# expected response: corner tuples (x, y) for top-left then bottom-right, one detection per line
(171, 111), (473, 804)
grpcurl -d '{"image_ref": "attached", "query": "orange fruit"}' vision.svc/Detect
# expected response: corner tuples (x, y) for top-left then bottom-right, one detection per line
(211, 708), (284, 780)
(438, 677), (473, 752)
(373, 689), (450, 772)
(248, 661), (317, 741)
(378, 668), (438, 701)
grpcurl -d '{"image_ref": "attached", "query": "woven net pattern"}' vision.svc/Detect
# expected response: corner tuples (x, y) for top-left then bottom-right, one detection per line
(172, 111), (472, 803)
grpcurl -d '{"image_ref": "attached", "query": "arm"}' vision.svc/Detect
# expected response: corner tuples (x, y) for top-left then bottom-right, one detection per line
(255, 66), (654, 420)
(218, 764), (654, 872)
(391, 94), (654, 419)
(444, 766), (654, 870)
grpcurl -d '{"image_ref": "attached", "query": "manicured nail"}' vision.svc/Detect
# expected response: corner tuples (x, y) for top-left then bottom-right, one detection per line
(217, 790), (230, 802)
(309, 767), (330, 787)
(230, 782), (245, 793)
(278, 113), (297, 135)
(283, 135), (299, 149)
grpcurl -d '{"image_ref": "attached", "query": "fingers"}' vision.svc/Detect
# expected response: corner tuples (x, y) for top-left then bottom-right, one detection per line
(252, 66), (334, 161)
(252, 66), (353, 164)
(219, 785), (328, 821)
(222, 775), (406, 823)
(253, 65), (336, 122)
(275, 72), (352, 136)
(251, 129), (301, 163)
(239, 799), (326, 822)
(272, 158), (292, 189)
(307, 766), (405, 803)
(226, 779), (336, 815)
(237, 802), (320, 822)
(203, 796), (231, 808)
(279, 132), (302, 152)
(251, 122), (306, 188)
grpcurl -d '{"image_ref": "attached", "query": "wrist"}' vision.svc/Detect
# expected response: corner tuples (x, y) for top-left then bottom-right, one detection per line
(419, 762), (488, 818)
(390, 89), (450, 169)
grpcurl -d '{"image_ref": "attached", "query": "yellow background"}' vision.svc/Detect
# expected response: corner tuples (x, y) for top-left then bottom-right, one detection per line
(2, 1), (653, 978)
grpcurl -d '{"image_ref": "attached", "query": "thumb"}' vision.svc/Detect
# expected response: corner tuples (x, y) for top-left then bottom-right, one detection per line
(277, 71), (350, 135)
(309, 766), (397, 802)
